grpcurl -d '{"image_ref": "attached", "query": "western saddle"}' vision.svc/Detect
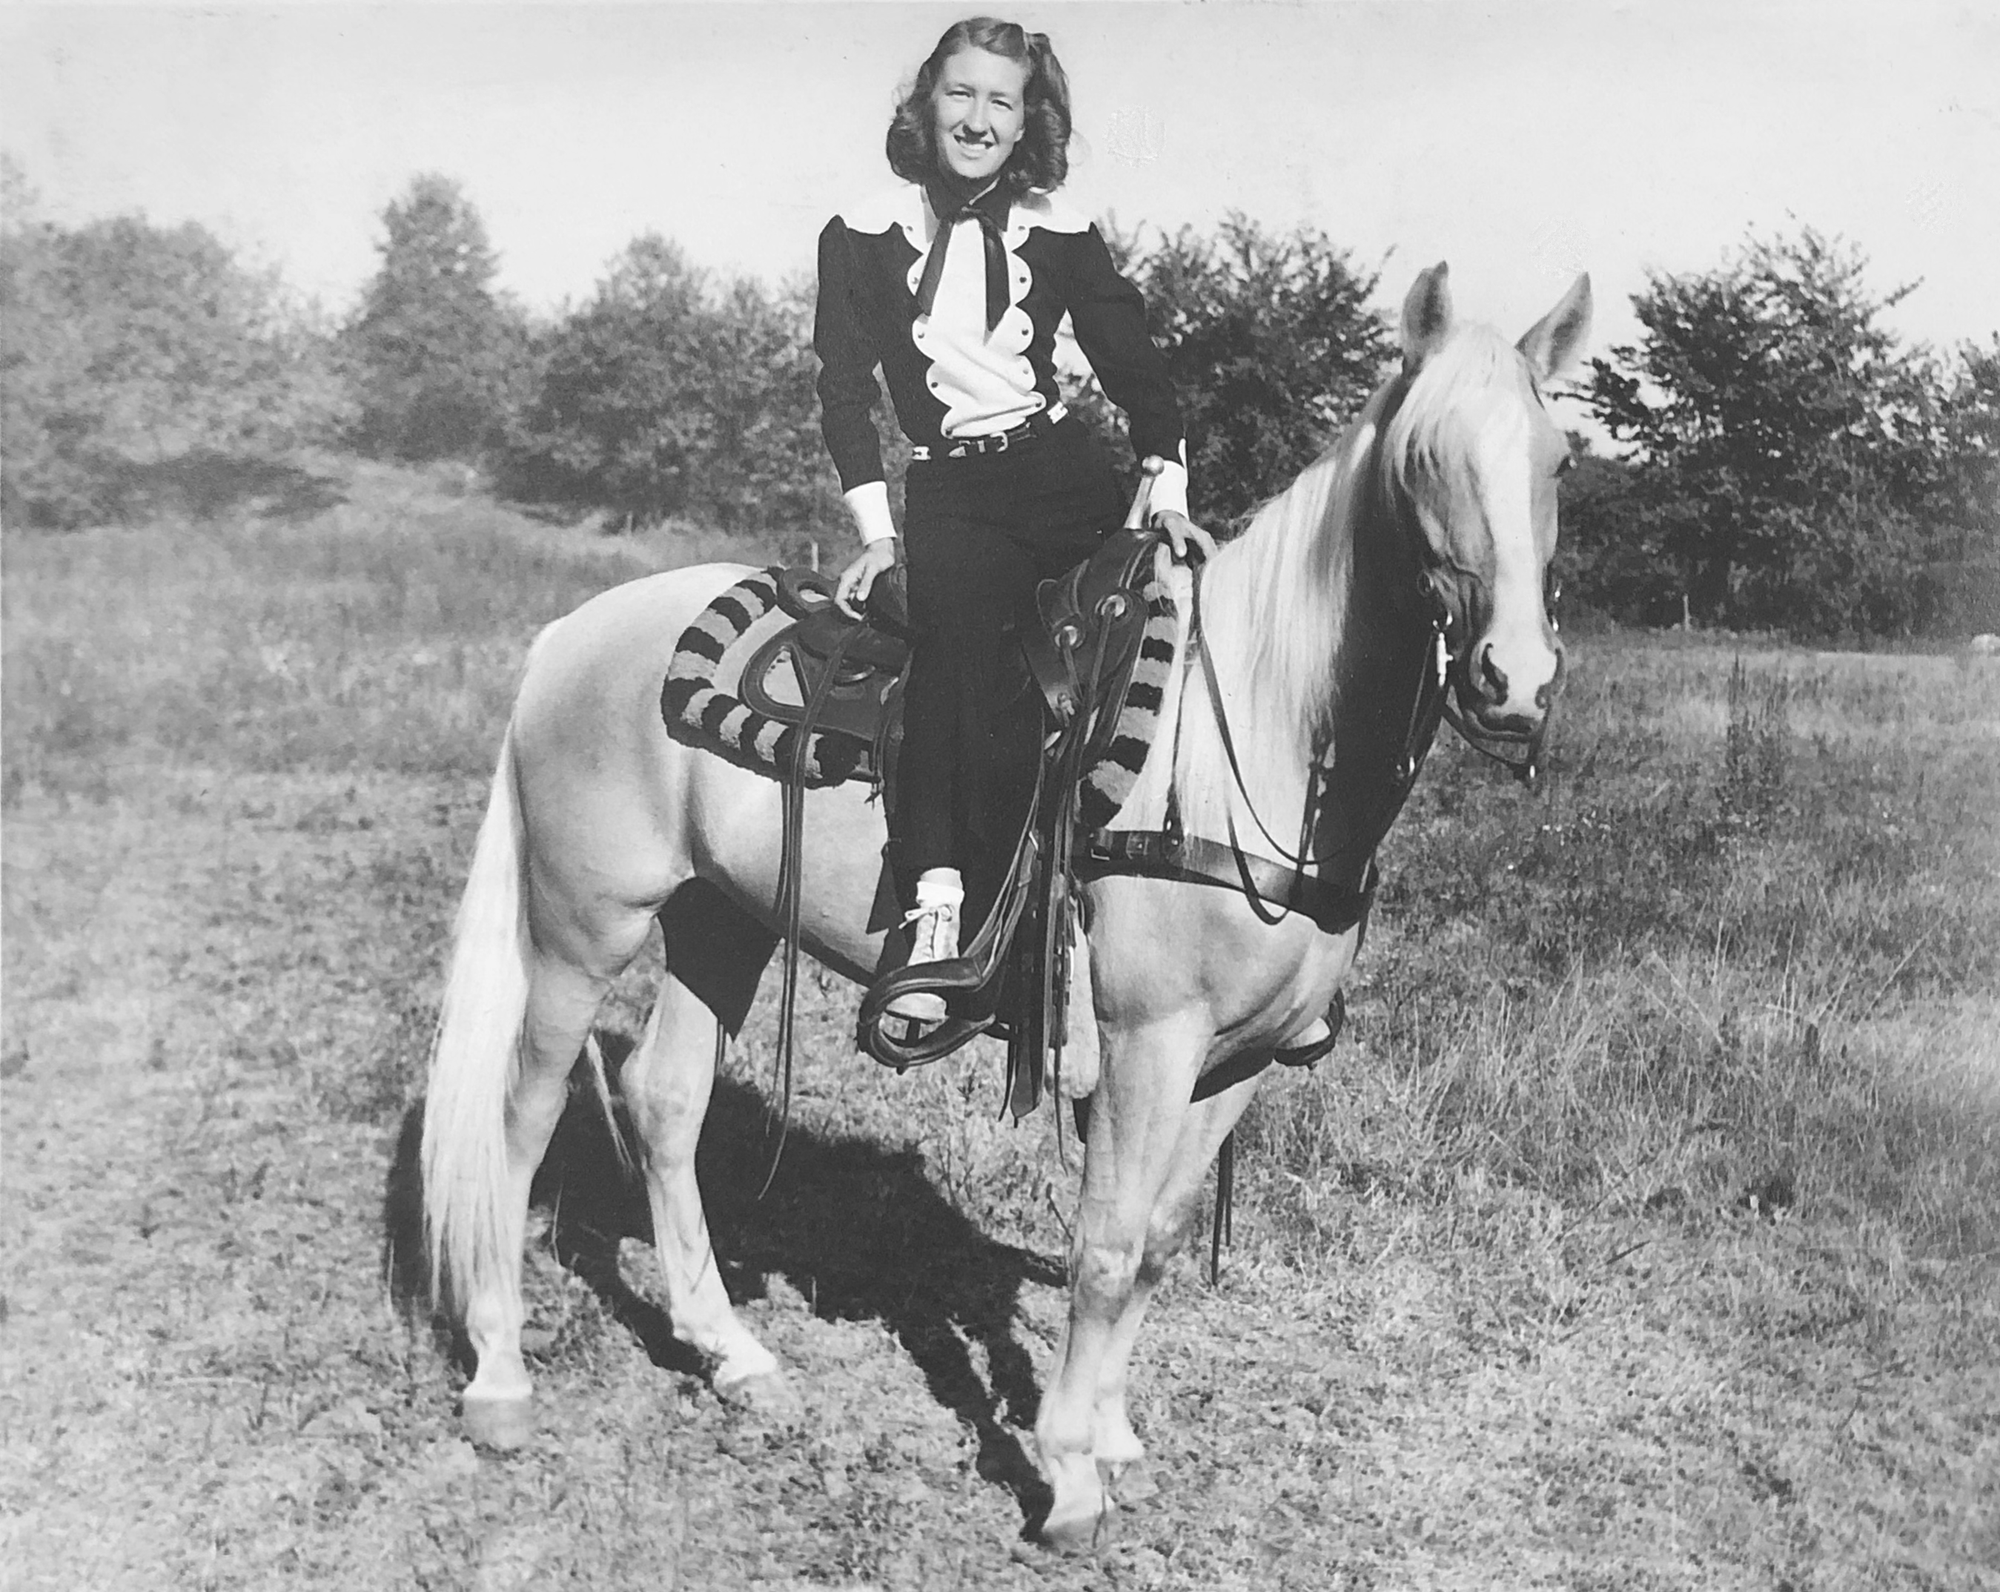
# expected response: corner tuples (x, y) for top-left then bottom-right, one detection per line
(745, 521), (1342, 1127)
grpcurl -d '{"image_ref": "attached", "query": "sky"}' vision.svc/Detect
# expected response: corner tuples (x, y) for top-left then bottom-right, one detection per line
(5, 0), (1998, 394)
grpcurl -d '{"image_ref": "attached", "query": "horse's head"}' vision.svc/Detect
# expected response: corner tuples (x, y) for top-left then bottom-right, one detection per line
(1383, 263), (1592, 767)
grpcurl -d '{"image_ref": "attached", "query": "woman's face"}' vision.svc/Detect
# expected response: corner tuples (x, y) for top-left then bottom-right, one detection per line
(930, 47), (1030, 186)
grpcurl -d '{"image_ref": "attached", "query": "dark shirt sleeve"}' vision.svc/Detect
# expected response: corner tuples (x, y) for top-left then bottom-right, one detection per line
(1063, 224), (1186, 466)
(813, 216), (889, 493)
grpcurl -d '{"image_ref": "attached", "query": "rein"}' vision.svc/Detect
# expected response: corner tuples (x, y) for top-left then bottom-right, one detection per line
(1186, 564), (1325, 913)
(1156, 554), (1451, 918)
(1094, 499), (1554, 950)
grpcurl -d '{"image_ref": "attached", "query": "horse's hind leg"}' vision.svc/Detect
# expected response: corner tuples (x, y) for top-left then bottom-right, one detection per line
(618, 881), (798, 1418)
(460, 946), (630, 1447)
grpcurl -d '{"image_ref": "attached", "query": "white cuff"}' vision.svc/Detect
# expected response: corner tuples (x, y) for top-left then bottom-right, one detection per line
(1148, 448), (1190, 522)
(844, 480), (897, 544)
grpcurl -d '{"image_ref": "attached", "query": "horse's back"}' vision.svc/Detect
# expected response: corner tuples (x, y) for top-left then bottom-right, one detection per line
(521, 561), (756, 706)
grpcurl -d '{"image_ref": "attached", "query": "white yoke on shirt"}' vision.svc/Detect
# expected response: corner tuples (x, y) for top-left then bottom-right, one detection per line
(842, 187), (1189, 544)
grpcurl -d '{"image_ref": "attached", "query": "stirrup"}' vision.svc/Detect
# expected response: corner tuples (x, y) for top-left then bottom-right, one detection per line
(885, 987), (946, 1022)
(1272, 992), (1345, 1070)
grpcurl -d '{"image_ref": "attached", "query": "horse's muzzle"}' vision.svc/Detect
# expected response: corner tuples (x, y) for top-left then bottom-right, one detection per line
(1445, 639), (1562, 784)
(1463, 637), (1562, 729)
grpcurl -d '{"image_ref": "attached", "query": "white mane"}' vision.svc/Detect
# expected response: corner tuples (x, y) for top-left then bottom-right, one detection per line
(1110, 323), (1538, 846)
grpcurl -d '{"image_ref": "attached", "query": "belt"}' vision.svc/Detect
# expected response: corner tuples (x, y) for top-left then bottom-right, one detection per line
(911, 403), (1067, 462)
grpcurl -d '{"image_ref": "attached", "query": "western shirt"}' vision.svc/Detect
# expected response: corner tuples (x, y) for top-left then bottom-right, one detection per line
(814, 183), (1188, 540)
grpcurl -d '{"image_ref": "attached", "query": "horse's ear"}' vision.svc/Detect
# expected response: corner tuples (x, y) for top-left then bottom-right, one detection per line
(1401, 263), (1453, 371)
(1518, 274), (1593, 382)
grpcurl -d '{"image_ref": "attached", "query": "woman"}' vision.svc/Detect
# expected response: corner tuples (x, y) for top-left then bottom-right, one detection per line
(816, 16), (1212, 1016)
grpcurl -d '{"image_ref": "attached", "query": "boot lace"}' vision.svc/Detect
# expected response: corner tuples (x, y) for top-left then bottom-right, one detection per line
(901, 901), (960, 964)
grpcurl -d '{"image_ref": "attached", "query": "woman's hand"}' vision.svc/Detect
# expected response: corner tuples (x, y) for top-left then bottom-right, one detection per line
(834, 539), (899, 618)
(1152, 509), (1218, 565)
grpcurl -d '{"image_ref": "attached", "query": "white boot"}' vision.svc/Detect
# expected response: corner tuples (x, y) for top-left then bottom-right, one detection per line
(888, 869), (962, 1022)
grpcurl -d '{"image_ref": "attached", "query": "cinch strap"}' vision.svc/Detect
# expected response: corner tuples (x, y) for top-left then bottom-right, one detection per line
(1076, 828), (1377, 939)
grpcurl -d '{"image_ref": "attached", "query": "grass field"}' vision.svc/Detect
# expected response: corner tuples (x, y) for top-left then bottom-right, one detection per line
(5, 456), (1998, 1589)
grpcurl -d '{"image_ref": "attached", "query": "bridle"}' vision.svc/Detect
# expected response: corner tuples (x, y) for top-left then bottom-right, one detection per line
(1176, 440), (1560, 918)
(1420, 563), (1559, 788)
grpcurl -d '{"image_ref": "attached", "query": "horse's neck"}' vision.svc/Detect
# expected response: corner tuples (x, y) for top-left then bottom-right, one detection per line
(1313, 483), (1435, 869)
(1172, 531), (1326, 838)
(1145, 438), (1432, 860)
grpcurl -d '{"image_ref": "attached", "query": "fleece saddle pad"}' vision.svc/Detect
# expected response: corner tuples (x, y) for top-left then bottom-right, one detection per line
(659, 551), (1181, 820)
(660, 568), (883, 787)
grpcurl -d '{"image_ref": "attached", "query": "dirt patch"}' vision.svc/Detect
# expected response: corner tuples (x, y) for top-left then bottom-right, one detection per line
(4, 766), (1996, 1589)
(7, 487), (1997, 1586)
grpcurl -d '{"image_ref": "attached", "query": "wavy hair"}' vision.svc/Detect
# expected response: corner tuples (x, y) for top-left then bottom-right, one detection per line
(885, 18), (1072, 197)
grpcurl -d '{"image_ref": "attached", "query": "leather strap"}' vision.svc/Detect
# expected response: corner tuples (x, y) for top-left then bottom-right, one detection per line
(1188, 564), (1326, 869)
(764, 619), (863, 1192)
(1076, 828), (1377, 938)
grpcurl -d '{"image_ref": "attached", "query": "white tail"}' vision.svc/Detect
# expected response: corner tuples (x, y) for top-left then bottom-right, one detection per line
(421, 724), (532, 1315)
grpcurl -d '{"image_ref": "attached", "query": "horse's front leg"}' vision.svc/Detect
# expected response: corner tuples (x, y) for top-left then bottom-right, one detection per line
(1034, 1020), (1203, 1552)
(1088, 1066), (1265, 1504)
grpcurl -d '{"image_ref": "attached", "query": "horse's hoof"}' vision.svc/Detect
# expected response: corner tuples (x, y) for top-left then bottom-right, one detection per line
(1100, 1457), (1159, 1506)
(715, 1368), (804, 1428)
(461, 1391), (534, 1453)
(1039, 1499), (1117, 1555)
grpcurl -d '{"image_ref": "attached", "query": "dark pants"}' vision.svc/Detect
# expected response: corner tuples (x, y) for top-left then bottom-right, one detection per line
(895, 418), (1124, 928)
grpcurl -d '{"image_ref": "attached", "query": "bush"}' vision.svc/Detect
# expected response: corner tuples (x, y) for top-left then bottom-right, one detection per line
(340, 175), (529, 462)
(496, 241), (843, 550)
(1072, 215), (1396, 528)
(2, 206), (349, 529)
(1578, 229), (1999, 639)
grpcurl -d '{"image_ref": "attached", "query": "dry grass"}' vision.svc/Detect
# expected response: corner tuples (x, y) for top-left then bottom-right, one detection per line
(4, 458), (1996, 1589)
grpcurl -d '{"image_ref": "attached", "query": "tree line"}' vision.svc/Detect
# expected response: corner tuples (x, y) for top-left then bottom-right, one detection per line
(4, 168), (1994, 639)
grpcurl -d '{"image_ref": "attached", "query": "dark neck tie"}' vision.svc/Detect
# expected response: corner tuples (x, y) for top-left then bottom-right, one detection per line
(914, 180), (1010, 335)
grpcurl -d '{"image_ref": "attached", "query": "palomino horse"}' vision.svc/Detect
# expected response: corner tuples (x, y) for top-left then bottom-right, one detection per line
(421, 263), (1590, 1549)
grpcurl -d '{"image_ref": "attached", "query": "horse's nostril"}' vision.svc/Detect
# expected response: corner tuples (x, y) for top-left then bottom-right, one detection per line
(1478, 645), (1508, 704)
(1535, 647), (1566, 712)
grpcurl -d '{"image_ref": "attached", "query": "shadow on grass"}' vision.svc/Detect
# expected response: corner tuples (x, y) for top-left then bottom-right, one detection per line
(107, 451), (347, 523)
(384, 1032), (1064, 1526)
